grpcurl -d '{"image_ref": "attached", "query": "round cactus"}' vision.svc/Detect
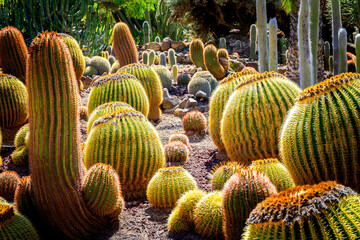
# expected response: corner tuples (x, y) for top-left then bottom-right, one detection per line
(0, 171), (20, 202)
(250, 158), (295, 192)
(222, 168), (277, 239)
(84, 110), (165, 200)
(169, 132), (189, 147)
(108, 56), (116, 66)
(209, 68), (258, 151)
(187, 77), (211, 97)
(168, 206), (192, 233)
(204, 44), (226, 79)
(189, 38), (206, 70)
(84, 56), (91, 66)
(87, 72), (150, 117)
(194, 191), (223, 238)
(210, 162), (244, 190)
(164, 141), (189, 162)
(217, 48), (229, 59)
(146, 166), (198, 209)
(243, 181), (360, 239)
(0, 74), (28, 129)
(83, 66), (98, 77)
(152, 65), (172, 91)
(14, 176), (38, 220)
(280, 73), (360, 191)
(176, 73), (191, 86)
(192, 70), (219, 92)
(119, 63), (163, 121)
(11, 124), (29, 166)
(90, 56), (111, 75)
(221, 72), (301, 164)
(182, 110), (207, 134)
(110, 61), (120, 74)
(175, 189), (206, 223)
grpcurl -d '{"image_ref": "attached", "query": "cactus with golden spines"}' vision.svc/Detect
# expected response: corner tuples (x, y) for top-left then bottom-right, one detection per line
(0, 74), (28, 129)
(217, 48), (229, 59)
(0, 27), (28, 83)
(112, 22), (139, 68)
(84, 109), (165, 200)
(90, 56), (111, 75)
(87, 72), (149, 117)
(119, 63), (163, 121)
(189, 38), (206, 70)
(280, 73), (360, 191)
(204, 44), (226, 79)
(209, 68), (258, 151)
(222, 168), (277, 239)
(152, 65), (172, 91)
(0, 171), (20, 202)
(243, 181), (360, 239)
(168, 207), (192, 233)
(168, 49), (177, 68)
(164, 141), (189, 162)
(210, 162), (244, 190)
(221, 72), (301, 164)
(27, 32), (123, 239)
(172, 65), (178, 83)
(146, 167), (197, 209)
(182, 110), (207, 134)
(169, 133), (189, 147)
(11, 124), (29, 166)
(250, 158), (295, 192)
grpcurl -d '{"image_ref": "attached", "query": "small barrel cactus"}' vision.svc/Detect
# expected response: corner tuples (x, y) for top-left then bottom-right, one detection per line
(217, 48), (229, 59)
(189, 38), (206, 70)
(147, 166), (197, 208)
(182, 110), (207, 134)
(193, 71), (219, 93)
(90, 56), (111, 75)
(187, 77), (211, 97)
(84, 66), (98, 77)
(176, 73), (191, 86)
(14, 176), (38, 220)
(142, 51), (149, 65)
(168, 49), (177, 67)
(168, 206), (192, 233)
(159, 53), (167, 66)
(148, 50), (156, 66)
(164, 141), (189, 162)
(110, 61), (120, 74)
(0, 171), (20, 202)
(219, 37), (226, 49)
(112, 22), (138, 67)
(11, 124), (29, 166)
(152, 65), (172, 91)
(210, 162), (244, 190)
(204, 44), (226, 79)
(169, 132), (189, 146)
(109, 56), (116, 66)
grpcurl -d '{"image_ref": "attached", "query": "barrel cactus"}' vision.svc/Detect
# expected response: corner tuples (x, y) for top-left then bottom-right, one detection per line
(192, 70), (219, 92)
(217, 48), (229, 59)
(169, 132), (189, 146)
(176, 73), (191, 86)
(14, 176), (37, 220)
(168, 206), (192, 233)
(109, 56), (116, 66)
(182, 110), (207, 134)
(243, 181), (360, 239)
(0, 74), (28, 129)
(119, 63), (163, 121)
(0, 171), (20, 202)
(187, 77), (211, 97)
(222, 168), (277, 239)
(84, 109), (165, 200)
(204, 44), (226, 79)
(209, 68), (258, 151)
(152, 65), (172, 91)
(112, 22), (138, 67)
(164, 141), (189, 162)
(221, 72), (301, 164)
(87, 72), (149, 117)
(110, 61), (120, 74)
(143, 21), (150, 44)
(84, 66), (98, 77)
(90, 56), (111, 75)
(11, 123), (29, 166)
(189, 38), (206, 70)
(280, 72), (360, 191)
(210, 162), (244, 190)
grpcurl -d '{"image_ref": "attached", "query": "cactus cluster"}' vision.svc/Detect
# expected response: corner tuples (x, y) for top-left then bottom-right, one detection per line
(11, 124), (29, 166)
(182, 110), (207, 134)
(152, 65), (172, 91)
(164, 141), (189, 162)
(187, 77), (211, 97)
(89, 56), (111, 75)
(113, 22), (138, 67)
(193, 70), (219, 92)
(189, 38), (206, 70)
(0, 171), (20, 202)
(204, 44), (226, 79)
(169, 132), (189, 146)
(176, 73), (191, 86)
(210, 162), (244, 190)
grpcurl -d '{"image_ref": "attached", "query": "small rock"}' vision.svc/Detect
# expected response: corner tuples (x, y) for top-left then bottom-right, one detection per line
(183, 54), (192, 64)
(185, 98), (197, 109)
(145, 42), (161, 51)
(171, 41), (184, 49)
(195, 105), (209, 113)
(278, 65), (287, 75)
(195, 90), (208, 100)
(246, 61), (259, 70)
(174, 108), (190, 116)
(176, 54), (182, 64)
(163, 88), (170, 99)
(176, 98), (188, 109)
(161, 37), (172, 51)
(163, 97), (179, 110)
(164, 107), (176, 113)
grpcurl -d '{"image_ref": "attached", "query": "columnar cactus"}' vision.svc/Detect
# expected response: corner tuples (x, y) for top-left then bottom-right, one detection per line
(172, 65), (178, 82)
(148, 50), (156, 66)
(143, 21), (150, 45)
(204, 44), (226, 79)
(152, 65), (172, 91)
(221, 72), (301, 164)
(209, 68), (258, 150)
(11, 123), (29, 166)
(168, 49), (177, 67)
(146, 167), (197, 208)
(176, 73), (191, 85)
(324, 41), (331, 71)
(210, 162), (244, 190)
(169, 132), (189, 146)
(0, 27), (28, 82)
(189, 38), (206, 70)
(256, 0), (269, 72)
(84, 109), (165, 200)
(142, 51), (149, 65)
(90, 56), (111, 75)
(250, 158), (295, 192)
(338, 28), (348, 74)
(182, 110), (207, 134)
(113, 22), (139, 67)
(356, 34), (360, 73)
(217, 48), (229, 59)
(219, 37), (226, 49)
(222, 168), (277, 239)
(0, 171), (20, 202)
(243, 181), (360, 239)
(164, 141), (189, 162)
(269, 18), (278, 72)
(331, 0), (342, 74)
(279, 73), (360, 191)
(119, 63), (163, 121)
(249, 24), (257, 60)
(87, 73), (149, 117)
(160, 53), (167, 66)
(235, 40), (241, 49)
(0, 74), (28, 128)
(155, 36), (161, 43)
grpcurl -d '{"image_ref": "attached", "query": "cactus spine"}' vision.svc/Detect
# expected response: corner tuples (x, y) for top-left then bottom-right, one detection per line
(256, 0), (269, 72)
(182, 110), (207, 134)
(159, 53), (167, 66)
(250, 24), (257, 60)
(189, 39), (206, 70)
(0, 171), (20, 202)
(338, 28), (348, 73)
(168, 49), (176, 67)
(219, 37), (226, 49)
(331, 0), (342, 74)
(324, 41), (331, 71)
(143, 21), (150, 44)
(204, 44), (226, 79)
(148, 50), (155, 65)
(269, 18), (278, 72)
(356, 34), (360, 73)
(142, 51), (149, 65)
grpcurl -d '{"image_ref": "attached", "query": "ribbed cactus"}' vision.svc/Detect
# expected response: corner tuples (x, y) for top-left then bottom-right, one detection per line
(250, 158), (295, 192)
(164, 141), (189, 162)
(152, 65), (172, 91)
(146, 167), (197, 208)
(110, 61), (120, 74)
(356, 34), (360, 73)
(90, 56), (111, 75)
(84, 66), (98, 77)
(87, 72), (149, 117)
(148, 50), (156, 65)
(182, 110), (207, 134)
(155, 36), (161, 43)
(250, 24), (257, 60)
(172, 65), (178, 82)
(119, 63), (163, 121)
(269, 18), (278, 72)
(329, 55), (334, 72)
(324, 41), (331, 71)
(189, 38), (206, 70)
(280, 38), (287, 64)
(256, 0), (269, 72)
(169, 132), (189, 146)
(11, 123), (29, 166)
(243, 181), (360, 239)
(0, 74), (28, 129)
(113, 22), (139, 67)
(167, 206), (192, 233)
(222, 168), (277, 239)
(14, 176), (38, 220)
(175, 189), (206, 223)
(194, 191), (223, 238)
(209, 68), (258, 151)
(142, 51), (149, 65)
(143, 21), (150, 45)
(219, 37), (226, 49)
(27, 32), (122, 238)
(176, 73), (191, 85)
(192, 71), (219, 92)
(338, 28), (348, 74)
(188, 77), (211, 97)
(221, 72), (301, 164)
(159, 53), (167, 66)
(217, 48), (229, 59)
(210, 162), (244, 190)
(204, 44), (226, 79)
(280, 73), (360, 191)
(109, 56), (116, 66)
(84, 109), (165, 200)
(0, 171), (20, 202)
(0, 27), (28, 83)
(168, 49), (177, 68)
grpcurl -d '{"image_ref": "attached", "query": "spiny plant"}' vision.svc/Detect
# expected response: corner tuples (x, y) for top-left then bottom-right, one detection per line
(280, 73), (360, 191)
(101, 51), (109, 59)
(219, 37), (226, 49)
(89, 56), (111, 75)
(172, 65), (178, 83)
(187, 77), (211, 97)
(146, 166), (197, 209)
(192, 71), (219, 92)
(209, 67), (258, 151)
(169, 132), (189, 146)
(164, 141), (189, 162)
(243, 181), (360, 239)
(148, 50), (156, 66)
(143, 21), (150, 45)
(222, 168), (277, 239)
(221, 72), (301, 164)
(167, 206), (192, 233)
(159, 53), (167, 66)
(110, 61), (121, 74)
(0, 129), (2, 165)
(84, 109), (165, 200)
(356, 34), (360, 73)
(176, 73), (191, 86)
(14, 176), (37, 221)
(87, 72), (149, 117)
(0, 74), (28, 129)
(155, 36), (161, 43)
(210, 162), (244, 190)
(235, 40), (241, 49)
(0, 27), (28, 83)
(113, 22), (138, 68)
(79, 106), (88, 120)
(249, 24), (257, 60)
(217, 48), (229, 59)
(324, 41), (331, 71)
(109, 56), (116, 66)
(84, 66), (98, 77)
(142, 51), (149, 65)
(152, 65), (172, 91)
(168, 49), (177, 68)
(338, 28), (348, 74)
(11, 123), (29, 166)
(269, 18), (278, 72)
(204, 44), (226, 79)
(189, 38), (206, 70)
(256, 0), (269, 72)
(0, 171), (20, 202)
(175, 189), (206, 223)
(182, 110), (207, 135)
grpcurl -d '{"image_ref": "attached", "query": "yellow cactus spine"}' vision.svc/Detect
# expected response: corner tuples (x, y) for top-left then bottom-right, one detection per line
(189, 38), (206, 70)
(0, 171), (20, 202)
(204, 44), (226, 79)
(182, 110), (207, 134)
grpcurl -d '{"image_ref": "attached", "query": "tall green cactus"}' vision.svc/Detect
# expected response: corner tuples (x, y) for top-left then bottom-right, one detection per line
(148, 50), (156, 66)
(204, 44), (226, 79)
(159, 53), (167, 66)
(219, 37), (226, 49)
(269, 18), (278, 72)
(142, 51), (149, 65)
(143, 21), (150, 45)
(331, 0), (342, 74)
(168, 49), (177, 67)
(256, 0), (269, 72)
(172, 65), (178, 82)
(338, 28), (348, 74)
(309, 0), (320, 83)
(324, 41), (331, 71)
(249, 24), (257, 60)
(356, 34), (360, 73)
(189, 38), (206, 70)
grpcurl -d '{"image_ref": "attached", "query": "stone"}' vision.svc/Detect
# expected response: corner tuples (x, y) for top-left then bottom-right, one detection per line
(163, 88), (170, 99)
(278, 65), (287, 75)
(145, 42), (161, 51)
(176, 98), (188, 109)
(183, 54), (192, 64)
(161, 37), (172, 51)
(174, 108), (190, 116)
(185, 98), (197, 109)
(162, 88), (179, 109)
(195, 105), (209, 113)
(171, 41), (184, 49)
(195, 90), (208, 100)
(246, 61), (258, 70)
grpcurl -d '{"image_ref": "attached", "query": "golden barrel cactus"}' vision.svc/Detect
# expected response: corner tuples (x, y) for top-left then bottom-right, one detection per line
(112, 22), (138, 67)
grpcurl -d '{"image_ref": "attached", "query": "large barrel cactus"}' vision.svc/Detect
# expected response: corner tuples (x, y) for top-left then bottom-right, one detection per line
(189, 38), (206, 70)
(119, 63), (163, 121)
(204, 44), (226, 79)
(243, 181), (360, 239)
(87, 73), (149, 117)
(209, 68), (258, 151)
(280, 73), (360, 191)
(221, 72), (301, 164)
(0, 74), (28, 129)
(84, 109), (165, 200)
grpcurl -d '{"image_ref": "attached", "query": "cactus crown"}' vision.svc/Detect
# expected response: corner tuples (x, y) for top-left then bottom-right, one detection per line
(235, 71), (288, 89)
(296, 72), (360, 102)
(247, 181), (355, 226)
(90, 101), (132, 112)
(119, 63), (147, 71)
(0, 204), (14, 224)
(210, 162), (244, 176)
(219, 67), (257, 85)
(251, 158), (280, 166)
(92, 72), (140, 86)
(157, 166), (185, 174)
(92, 110), (146, 128)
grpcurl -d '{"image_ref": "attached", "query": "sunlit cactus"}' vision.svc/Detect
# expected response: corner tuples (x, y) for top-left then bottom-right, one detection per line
(0, 171), (20, 202)
(182, 110), (207, 134)
(14, 176), (38, 221)
(112, 22), (138, 67)
(167, 207), (192, 233)
(169, 132), (189, 147)
(152, 65), (172, 91)
(189, 38), (206, 70)
(175, 189), (206, 223)
(176, 73), (191, 85)
(164, 141), (189, 162)
(204, 44), (226, 79)
(217, 48), (229, 59)
(210, 162), (244, 190)
(187, 77), (211, 97)
(168, 49), (177, 68)
(11, 123), (29, 166)
(89, 56), (111, 75)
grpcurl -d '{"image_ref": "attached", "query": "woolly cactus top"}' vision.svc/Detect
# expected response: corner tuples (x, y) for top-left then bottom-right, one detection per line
(92, 72), (140, 86)
(235, 71), (288, 89)
(0, 73), (20, 80)
(119, 63), (148, 71)
(219, 67), (257, 85)
(211, 162), (244, 175)
(0, 204), (14, 224)
(91, 101), (132, 112)
(92, 109), (146, 128)
(296, 73), (360, 102)
(251, 158), (280, 166)
(157, 166), (185, 174)
(247, 181), (356, 226)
